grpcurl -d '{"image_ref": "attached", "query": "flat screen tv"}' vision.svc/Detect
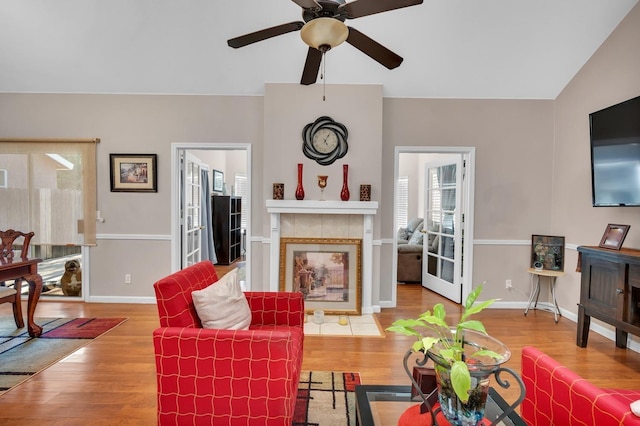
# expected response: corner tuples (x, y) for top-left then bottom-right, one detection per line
(589, 94), (640, 207)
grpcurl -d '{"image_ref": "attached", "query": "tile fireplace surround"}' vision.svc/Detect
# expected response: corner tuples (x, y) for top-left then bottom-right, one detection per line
(265, 200), (379, 314)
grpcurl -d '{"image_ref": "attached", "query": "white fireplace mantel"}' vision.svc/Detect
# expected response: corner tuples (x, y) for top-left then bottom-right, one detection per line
(266, 200), (379, 314)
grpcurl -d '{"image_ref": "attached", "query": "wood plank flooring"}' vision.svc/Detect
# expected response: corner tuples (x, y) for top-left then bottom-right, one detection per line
(0, 281), (639, 425)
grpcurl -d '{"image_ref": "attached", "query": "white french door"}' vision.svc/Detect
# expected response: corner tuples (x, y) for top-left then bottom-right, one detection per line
(181, 152), (206, 267)
(422, 157), (463, 303)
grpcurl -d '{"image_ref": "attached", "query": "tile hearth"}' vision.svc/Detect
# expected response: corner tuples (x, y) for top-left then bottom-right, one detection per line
(303, 314), (384, 337)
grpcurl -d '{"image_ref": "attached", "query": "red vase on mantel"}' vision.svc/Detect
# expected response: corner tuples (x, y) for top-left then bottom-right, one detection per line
(295, 163), (305, 200)
(340, 164), (350, 201)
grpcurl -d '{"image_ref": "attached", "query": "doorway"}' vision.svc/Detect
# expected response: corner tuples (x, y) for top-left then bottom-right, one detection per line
(392, 146), (475, 306)
(170, 143), (251, 286)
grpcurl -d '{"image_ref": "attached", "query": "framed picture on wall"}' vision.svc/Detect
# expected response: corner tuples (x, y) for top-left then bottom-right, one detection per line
(531, 235), (565, 272)
(110, 154), (157, 192)
(213, 169), (224, 193)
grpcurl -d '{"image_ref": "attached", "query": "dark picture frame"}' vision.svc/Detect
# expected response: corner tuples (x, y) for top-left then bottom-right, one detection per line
(531, 235), (565, 272)
(279, 237), (362, 315)
(213, 169), (224, 193)
(110, 154), (157, 192)
(599, 224), (630, 250)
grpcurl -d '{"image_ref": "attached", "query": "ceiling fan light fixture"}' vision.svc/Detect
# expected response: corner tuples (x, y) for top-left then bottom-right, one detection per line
(300, 17), (348, 51)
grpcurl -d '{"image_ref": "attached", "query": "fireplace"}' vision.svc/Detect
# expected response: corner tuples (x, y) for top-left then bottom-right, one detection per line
(266, 200), (379, 314)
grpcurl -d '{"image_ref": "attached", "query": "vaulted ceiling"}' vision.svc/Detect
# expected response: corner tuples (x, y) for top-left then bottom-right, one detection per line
(0, 0), (637, 99)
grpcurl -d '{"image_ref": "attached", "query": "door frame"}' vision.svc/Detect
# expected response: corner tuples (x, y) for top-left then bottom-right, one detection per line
(170, 143), (252, 282)
(392, 146), (475, 307)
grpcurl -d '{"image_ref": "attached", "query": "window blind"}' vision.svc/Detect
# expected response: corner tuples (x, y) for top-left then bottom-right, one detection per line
(0, 139), (99, 246)
(396, 176), (409, 229)
(234, 173), (248, 230)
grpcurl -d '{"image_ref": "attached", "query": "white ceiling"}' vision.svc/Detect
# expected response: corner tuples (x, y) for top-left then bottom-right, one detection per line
(0, 0), (637, 99)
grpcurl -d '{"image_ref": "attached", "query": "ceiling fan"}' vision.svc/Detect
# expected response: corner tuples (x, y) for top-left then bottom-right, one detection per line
(227, 0), (424, 85)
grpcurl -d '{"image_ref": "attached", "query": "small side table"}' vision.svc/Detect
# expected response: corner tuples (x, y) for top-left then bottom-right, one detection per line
(524, 268), (565, 323)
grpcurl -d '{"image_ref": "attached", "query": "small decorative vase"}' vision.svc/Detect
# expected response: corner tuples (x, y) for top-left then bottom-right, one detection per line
(317, 175), (328, 201)
(295, 163), (305, 200)
(340, 164), (350, 201)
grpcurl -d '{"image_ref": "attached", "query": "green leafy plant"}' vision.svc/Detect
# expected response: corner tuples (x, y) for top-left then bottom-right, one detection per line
(386, 284), (501, 403)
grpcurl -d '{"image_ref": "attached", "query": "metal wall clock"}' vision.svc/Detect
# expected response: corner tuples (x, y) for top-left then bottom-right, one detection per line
(302, 116), (348, 166)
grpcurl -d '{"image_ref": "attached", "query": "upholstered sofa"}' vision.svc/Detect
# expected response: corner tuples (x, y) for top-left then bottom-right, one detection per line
(397, 218), (437, 283)
(521, 346), (640, 425)
(153, 261), (305, 425)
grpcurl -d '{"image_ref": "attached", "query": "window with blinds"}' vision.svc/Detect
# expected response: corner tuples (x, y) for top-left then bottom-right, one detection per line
(396, 176), (409, 229)
(428, 167), (442, 226)
(0, 140), (98, 250)
(234, 173), (248, 230)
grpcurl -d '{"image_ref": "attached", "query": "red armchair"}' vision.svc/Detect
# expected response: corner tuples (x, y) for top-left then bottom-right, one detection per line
(521, 346), (640, 425)
(153, 261), (304, 425)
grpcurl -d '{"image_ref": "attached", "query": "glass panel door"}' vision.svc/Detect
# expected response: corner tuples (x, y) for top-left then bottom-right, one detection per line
(181, 152), (204, 267)
(423, 157), (463, 303)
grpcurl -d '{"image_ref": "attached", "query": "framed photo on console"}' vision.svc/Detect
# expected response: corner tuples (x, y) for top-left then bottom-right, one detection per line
(599, 224), (630, 250)
(279, 237), (361, 315)
(110, 154), (157, 192)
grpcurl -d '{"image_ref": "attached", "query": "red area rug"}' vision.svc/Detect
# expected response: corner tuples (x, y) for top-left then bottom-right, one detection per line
(0, 317), (127, 395)
(41, 317), (127, 339)
(294, 371), (361, 426)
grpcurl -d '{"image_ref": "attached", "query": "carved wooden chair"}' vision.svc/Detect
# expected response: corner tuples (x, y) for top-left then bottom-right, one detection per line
(0, 229), (35, 328)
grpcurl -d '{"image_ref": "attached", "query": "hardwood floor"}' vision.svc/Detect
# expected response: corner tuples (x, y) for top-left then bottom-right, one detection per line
(0, 282), (639, 425)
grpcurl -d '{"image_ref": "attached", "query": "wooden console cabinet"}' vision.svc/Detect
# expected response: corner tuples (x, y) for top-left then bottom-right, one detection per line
(212, 195), (242, 265)
(577, 245), (640, 348)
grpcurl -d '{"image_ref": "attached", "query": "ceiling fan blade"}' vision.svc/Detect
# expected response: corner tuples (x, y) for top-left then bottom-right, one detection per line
(339, 0), (423, 19)
(227, 21), (304, 48)
(291, 0), (321, 10)
(300, 47), (323, 85)
(346, 27), (403, 69)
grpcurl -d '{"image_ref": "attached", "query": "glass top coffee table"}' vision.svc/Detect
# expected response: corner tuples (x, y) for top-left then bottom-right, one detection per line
(355, 384), (526, 426)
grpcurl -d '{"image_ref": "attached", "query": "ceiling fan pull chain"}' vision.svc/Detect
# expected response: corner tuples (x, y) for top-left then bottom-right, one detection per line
(322, 51), (326, 101)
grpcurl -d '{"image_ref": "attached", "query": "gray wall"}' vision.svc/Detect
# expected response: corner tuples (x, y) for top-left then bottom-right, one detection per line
(0, 94), (263, 298)
(0, 3), (638, 328)
(382, 98), (555, 303)
(552, 4), (640, 320)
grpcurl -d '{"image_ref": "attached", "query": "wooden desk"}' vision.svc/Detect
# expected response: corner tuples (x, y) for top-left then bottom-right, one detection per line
(0, 257), (43, 337)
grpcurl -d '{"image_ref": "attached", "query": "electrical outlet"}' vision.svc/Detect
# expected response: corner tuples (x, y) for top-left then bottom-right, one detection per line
(505, 279), (512, 289)
(125, 274), (132, 284)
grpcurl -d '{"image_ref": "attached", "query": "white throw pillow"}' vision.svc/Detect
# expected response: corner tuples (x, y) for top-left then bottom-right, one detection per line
(192, 268), (251, 330)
